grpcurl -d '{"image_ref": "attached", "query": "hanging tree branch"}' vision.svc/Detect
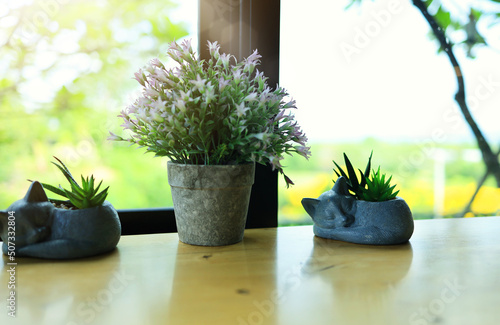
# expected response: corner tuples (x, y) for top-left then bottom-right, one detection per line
(412, 0), (500, 187)
(455, 145), (500, 218)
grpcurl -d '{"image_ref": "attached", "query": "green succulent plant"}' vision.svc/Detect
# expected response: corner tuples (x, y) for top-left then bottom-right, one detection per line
(31, 157), (109, 209)
(333, 151), (399, 202)
(332, 151), (372, 198)
(358, 167), (400, 202)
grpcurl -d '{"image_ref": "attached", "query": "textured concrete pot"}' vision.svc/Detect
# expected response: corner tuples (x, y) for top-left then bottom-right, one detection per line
(167, 162), (255, 246)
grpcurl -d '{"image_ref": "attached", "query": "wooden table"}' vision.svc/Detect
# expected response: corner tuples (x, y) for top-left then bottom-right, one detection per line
(1, 217), (500, 325)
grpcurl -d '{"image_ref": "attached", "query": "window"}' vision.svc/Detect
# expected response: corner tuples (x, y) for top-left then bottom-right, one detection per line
(1, 0), (195, 234)
(199, 0), (281, 229)
(1, 0), (280, 234)
(278, 0), (500, 224)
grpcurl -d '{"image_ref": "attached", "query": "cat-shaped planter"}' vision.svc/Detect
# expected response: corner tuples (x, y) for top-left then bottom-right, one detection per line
(0, 181), (121, 259)
(302, 176), (414, 245)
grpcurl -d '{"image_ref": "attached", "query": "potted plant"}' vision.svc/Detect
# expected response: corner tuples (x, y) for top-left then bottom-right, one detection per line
(0, 157), (121, 259)
(302, 152), (414, 245)
(109, 39), (310, 246)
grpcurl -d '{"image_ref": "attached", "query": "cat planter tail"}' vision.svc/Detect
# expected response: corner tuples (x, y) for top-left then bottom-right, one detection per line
(302, 177), (414, 245)
(0, 181), (121, 259)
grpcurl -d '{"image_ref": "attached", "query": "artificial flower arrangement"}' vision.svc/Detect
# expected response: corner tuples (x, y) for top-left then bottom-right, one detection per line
(109, 39), (310, 186)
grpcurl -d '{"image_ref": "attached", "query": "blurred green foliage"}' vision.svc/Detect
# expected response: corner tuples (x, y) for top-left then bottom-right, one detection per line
(0, 0), (189, 208)
(278, 140), (500, 225)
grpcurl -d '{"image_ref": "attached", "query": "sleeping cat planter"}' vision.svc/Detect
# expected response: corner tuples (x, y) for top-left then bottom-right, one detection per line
(0, 181), (121, 259)
(302, 176), (414, 245)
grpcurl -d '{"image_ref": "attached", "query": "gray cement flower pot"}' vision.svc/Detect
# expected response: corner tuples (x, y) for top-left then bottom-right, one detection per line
(167, 162), (255, 246)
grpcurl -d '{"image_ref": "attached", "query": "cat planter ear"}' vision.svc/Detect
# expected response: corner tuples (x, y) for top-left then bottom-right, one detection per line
(332, 176), (350, 196)
(301, 198), (319, 219)
(24, 181), (49, 203)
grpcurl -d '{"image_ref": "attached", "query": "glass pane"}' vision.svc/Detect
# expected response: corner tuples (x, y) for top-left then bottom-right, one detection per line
(0, 0), (199, 209)
(279, 0), (500, 225)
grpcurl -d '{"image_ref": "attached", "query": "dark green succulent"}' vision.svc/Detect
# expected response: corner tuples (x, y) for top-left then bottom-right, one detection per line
(333, 151), (399, 202)
(332, 151), (372, 199)
(31, 157), (109, 209)
(358, 167), (400, 202)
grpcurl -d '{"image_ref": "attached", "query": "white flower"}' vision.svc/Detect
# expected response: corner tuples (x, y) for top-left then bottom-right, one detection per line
(218, 77), (230, 92)
(283, 98), (297, 109)
(125, 105), (137, 114)
(244, 93), (258, 102)
(154, 67), (169, 83)
(180, 39), (192, 53)
(107, 132), (122, 141)
(179, 90), (191, 101)
(296, 145), (311, 158)
(144, 63), (155, 74)
(176, 99), (187, 113)
(150, 110), (164, 122)
(133, 69), (146, 86)
(204, 86), (216, 104)
(168, 40), (180, 51)
(190, 75), (206, 92)
(273, 110), (286, 122)
(235, 102), (249, 117)
(137, 97), (151, 107)
(137, 107), (149, 122)
(243, 50), (261, 74)
(151, 97), (166, 111)
(145, 87), (159, 98)
(267, 154), (283, 171)
(207, 40), (220, 58)
(118, 109), (130, 118)
(218, 53), (230, 68)
(246, 49), (261, 64)
(120, 119), (135, 131)
(233, 69), (242, 83)
(150, 58), (164, 69)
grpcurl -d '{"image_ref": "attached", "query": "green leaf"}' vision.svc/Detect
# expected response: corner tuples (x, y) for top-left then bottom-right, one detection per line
(92, 179), (103, 197)
(39, 182), (68, 198)
(69, 179), (86, 199)
(363, 150), (373, 179)
(90, 186), (109, 206)
(435, 6), (451, 30)
(332, 160), (348, 179)
(52, 156), (81, 190)
(343, 153), (359, 189)
(64, 190), (84, 209)
(48, 198), (73, 206)
(358, 168), (366, 188)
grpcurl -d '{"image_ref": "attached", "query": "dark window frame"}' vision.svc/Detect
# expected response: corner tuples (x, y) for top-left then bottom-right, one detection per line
(119, 0), (280, 235)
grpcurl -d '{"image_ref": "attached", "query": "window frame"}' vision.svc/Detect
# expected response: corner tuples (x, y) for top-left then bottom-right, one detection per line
(119, 0), (280, 235)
